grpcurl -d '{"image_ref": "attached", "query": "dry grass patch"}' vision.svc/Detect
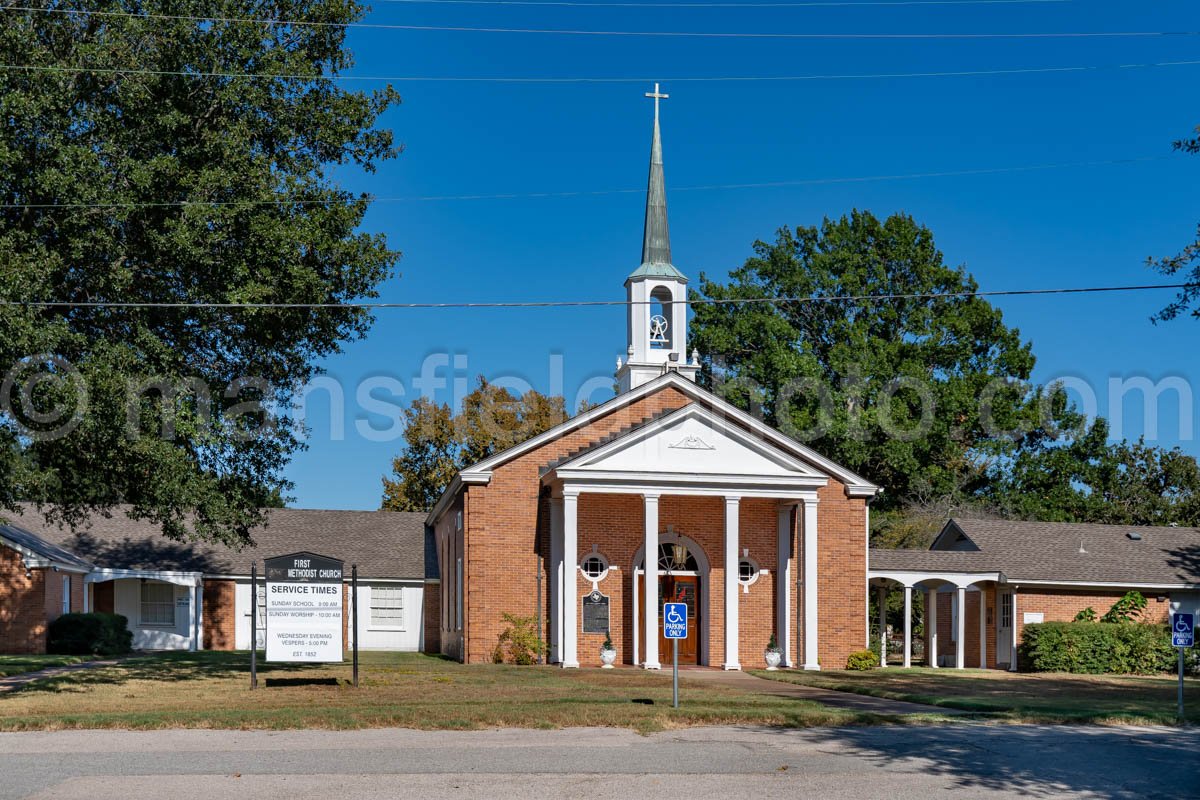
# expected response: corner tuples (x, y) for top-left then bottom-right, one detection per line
(0, 654), (90, 678)
(0, 651), (929, 733)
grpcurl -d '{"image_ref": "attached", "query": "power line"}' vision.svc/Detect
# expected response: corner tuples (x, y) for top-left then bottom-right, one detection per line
(2, 283), (1190, 310)
(6, 58), (1200, 87)
(6, 6), (1192, 39)
(0, 155), (1172, 210)
(372, 0), (1074, 7)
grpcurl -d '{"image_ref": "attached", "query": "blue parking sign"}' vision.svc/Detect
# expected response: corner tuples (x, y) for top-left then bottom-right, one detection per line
(1172, 613), (1194, 648)
(663, 602), (688, 639)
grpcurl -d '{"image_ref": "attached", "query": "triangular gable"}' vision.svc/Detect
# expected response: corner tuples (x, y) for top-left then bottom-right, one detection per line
(554, 404), (825, 480)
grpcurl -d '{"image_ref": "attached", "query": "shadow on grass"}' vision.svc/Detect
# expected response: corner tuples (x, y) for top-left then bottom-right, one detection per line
(264, 677), (340, 687)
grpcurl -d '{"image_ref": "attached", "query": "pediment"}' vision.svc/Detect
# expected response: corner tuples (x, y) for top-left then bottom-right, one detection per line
(559, 405), (826, 479)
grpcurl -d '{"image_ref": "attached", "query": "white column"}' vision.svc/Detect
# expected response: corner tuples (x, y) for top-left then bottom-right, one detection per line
(196, 580), (204, 652)
(928, 588), (939, 669)
(902, 585), (913, 668)
(549, 498), (563, 664)
(561, 490), (580, 668)
(979, 587), (988, 669)
(188, 581), (199, 652)
(775, 506), (793, 668)
(955, 586), (966, 669)
(1009, 589), (1019, 672)
(643, 493), (661, 669)
(876, 585), (888, 668)
(723, 496), (741, 671)
(802, 497), (820, 670)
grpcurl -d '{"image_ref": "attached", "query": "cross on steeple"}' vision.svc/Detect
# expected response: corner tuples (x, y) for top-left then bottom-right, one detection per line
(645, 82), (668, 122)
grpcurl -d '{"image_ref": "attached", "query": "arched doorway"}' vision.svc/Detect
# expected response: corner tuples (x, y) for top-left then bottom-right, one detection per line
(633, 532), (709, 666)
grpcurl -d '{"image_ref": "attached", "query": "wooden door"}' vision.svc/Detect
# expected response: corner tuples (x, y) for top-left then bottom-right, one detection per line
(640, 575), (700, 665)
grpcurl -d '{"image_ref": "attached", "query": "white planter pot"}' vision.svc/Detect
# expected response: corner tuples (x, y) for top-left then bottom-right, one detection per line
(764, 649), (782, 670)
(600, 648), (617, 668)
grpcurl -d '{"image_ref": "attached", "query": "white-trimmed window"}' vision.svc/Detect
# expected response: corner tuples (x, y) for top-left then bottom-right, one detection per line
(62, 576), (71, 615)
(737, 557), (761, 589)
(140, 582), (175, 627)
(580, 553), (610, 582)
(371, 586), (406, 628)
(950, 592), (959, 642)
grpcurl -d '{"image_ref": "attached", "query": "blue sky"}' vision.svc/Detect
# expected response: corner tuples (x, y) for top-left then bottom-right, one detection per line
(285, 0), (1200, 509)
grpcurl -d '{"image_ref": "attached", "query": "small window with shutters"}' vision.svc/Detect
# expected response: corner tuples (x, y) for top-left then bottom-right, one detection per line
(370, 587), (405, 629)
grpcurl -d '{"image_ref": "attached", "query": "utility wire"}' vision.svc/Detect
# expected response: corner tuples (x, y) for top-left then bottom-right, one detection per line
(3, 284), (1190, 310)
(5, 6), (1192, 39)
(5, 58), (1200, 86)
(372, 0), (1075, 7)
(0, 155), (1174, 210)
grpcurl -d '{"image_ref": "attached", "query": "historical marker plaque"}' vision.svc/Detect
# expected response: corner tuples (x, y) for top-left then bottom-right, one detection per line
(582, 590), (610, 634)
(264, 551), (344, 663)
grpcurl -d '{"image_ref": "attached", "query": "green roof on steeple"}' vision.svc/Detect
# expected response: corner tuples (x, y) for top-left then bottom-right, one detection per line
(629, 84), (686, 283)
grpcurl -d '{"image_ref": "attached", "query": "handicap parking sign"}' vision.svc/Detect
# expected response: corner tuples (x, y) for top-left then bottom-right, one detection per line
(663, 602), (688, 639)
(1172, 613), (1194, 648)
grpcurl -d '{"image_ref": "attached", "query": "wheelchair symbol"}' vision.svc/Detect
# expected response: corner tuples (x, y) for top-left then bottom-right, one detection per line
(666, 606), (685, 625)
(1175, 616), (1193, 634)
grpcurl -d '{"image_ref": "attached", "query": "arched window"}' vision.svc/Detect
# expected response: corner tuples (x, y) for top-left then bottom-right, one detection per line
(649, 286), (673, 349)
(639, 542), (698, 572)
(580, 553), (610, 581)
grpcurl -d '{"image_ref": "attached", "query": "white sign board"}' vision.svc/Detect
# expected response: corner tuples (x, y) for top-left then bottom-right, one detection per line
(264, 553), (344, 663)
(1023, 612), (1045, 624)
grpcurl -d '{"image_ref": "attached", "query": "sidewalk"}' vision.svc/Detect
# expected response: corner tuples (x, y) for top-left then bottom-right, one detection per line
(679, 668), (965, 715)
(0, 658), (126, 694)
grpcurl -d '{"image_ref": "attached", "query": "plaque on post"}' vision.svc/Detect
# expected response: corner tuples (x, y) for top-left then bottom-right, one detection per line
(582, 590), (610, 635)
(264, 552), (344, 663)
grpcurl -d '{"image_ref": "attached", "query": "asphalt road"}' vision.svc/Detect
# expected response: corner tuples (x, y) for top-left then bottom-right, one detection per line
(2, 724), (1197, 799)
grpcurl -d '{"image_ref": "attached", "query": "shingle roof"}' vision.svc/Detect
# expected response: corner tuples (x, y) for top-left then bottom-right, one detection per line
(868, 548), (1000, 574)
(0, 524), (95, 572)
(1, 506), (428, 580)
(941, 518), (1200, 585)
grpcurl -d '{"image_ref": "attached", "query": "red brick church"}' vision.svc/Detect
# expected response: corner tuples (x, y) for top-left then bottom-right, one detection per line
(427, 87), (880, 670)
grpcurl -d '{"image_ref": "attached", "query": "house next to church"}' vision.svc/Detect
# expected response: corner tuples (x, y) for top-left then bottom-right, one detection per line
(427, 86), (882, 670)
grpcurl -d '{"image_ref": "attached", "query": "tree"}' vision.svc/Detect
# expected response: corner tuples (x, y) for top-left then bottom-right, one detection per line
(381, 379), (566, 512)
(987, 418), (1200, 526)
(0, 3), (400, 544)
(1150, 124), (1200, 321)
(691, 211), (1056, 509)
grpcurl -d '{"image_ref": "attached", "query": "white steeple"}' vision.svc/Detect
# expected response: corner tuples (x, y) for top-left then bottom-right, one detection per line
(616, 84), (699, 393)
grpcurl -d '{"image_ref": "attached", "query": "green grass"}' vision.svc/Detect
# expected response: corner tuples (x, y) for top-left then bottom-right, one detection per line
(751, 667), (1200, 725)
(0, 651), (953, 733)
(0, 654), (91, 678)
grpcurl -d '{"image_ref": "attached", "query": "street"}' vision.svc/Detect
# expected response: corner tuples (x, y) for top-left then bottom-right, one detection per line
(2, 724), (1197, 799)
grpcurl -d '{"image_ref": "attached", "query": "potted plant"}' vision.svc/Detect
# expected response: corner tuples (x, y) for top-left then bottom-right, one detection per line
(600, 631), (617, 668)
(764, 633), (782, 670)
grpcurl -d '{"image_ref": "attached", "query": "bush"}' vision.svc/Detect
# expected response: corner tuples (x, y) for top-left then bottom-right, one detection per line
(1019, 621), (1175, 674)
(846, 649), (878, 671)
(47, 612), (133, 656)
(491, 613), (546, 665)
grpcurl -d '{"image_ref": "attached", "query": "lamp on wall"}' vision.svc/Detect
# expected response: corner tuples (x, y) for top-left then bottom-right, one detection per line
(671, 542), (688, 571)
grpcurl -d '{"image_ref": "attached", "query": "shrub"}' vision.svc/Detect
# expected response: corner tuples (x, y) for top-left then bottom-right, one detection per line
(491, 613), (546, 665)
(1100, 591), (1148, 624)
(846, 649), (878, 671)
(47, 612), (133, 656)
(1073, 607), (1097, 623)
(1019, 621), (1175, 674)
(766, 633), (779, 653)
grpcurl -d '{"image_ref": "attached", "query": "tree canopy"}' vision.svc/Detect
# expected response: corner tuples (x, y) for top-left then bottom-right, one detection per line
(381, 379), (566, 512)
(1150, 124), (1200, 322)
(1, 2), (399, 544)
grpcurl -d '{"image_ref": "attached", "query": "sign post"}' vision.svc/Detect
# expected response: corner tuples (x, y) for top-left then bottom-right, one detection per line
(250, 562), (258, 690)
(663, 602), (688, 709)
(265, 552), (344, 664)
(351, 563), (359, 688)
(1171, 612), (1194, 720)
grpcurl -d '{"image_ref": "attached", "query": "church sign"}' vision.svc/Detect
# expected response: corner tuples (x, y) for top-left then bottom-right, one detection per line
(264, 552), (344, 663)
(582, 590), (610, 635)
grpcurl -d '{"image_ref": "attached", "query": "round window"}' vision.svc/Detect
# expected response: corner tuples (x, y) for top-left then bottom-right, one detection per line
(738, 558), (760, 586)
(580, 554), (609, 581)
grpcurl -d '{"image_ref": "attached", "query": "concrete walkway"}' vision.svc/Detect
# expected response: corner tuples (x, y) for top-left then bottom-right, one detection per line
(679, 668), (963, 715)
(0, 658), (125, 694)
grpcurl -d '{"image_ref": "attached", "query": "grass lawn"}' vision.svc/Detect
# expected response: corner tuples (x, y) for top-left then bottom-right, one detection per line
(0, 654), (91, 678)
(752, 667), (1200, 725)
(0, 651), (950, 733)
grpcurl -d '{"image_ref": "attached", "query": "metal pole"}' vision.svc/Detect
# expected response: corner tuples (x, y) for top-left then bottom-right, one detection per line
(352, 564), (359, 688)
(536, 554), (543, 665)
(250, 563), (257, 690)
(673, 638), (679, 709)
(1179, 647), (1185, 721)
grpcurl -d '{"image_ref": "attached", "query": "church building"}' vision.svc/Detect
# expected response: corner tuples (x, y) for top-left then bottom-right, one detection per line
(426, 87), (881, 670)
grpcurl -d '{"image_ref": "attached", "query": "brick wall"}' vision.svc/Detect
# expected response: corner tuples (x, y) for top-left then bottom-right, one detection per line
(814, 484), (868, 671)
(423, 582), (441, 653)
(203, 579), (236, 650)
(0, 547), (48, 653)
